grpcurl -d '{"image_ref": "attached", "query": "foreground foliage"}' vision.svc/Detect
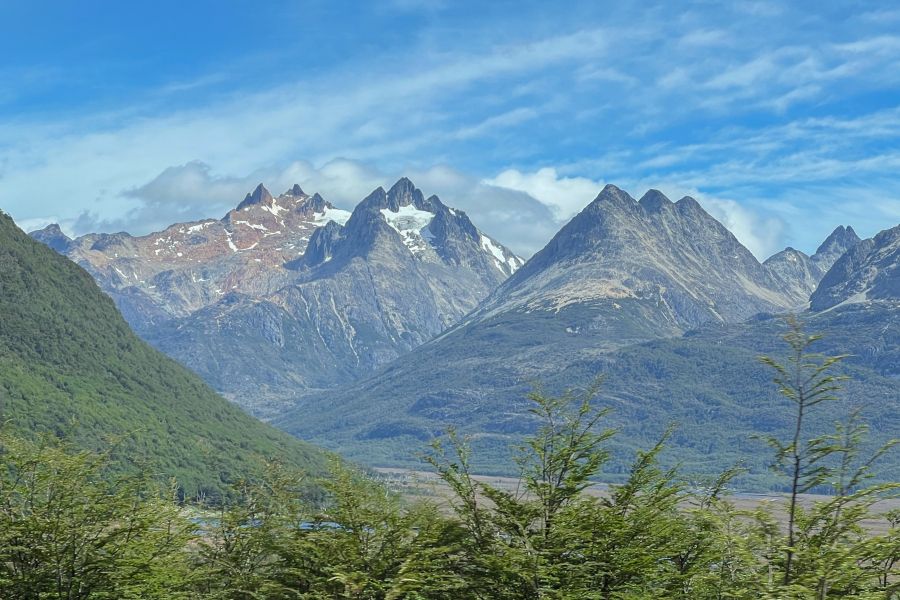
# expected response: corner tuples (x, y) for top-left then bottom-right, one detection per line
(1, 322), (899, 598)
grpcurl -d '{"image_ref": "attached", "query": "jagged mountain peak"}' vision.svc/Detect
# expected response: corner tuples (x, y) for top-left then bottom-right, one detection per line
(388, 176), (417, 199)
(815, 225), (860, 256)
(674, 195), (704, 213)
(294, 219), (345, 268)
(357, 186), (387, 209)
(225, 183), (344, 226)
(763, 246), (821, 304)
(316, 179), (520, 277)
(765, 246), (809, 260)
(350, 180), (436, 237)
(33, 222), (66, 236)
(355, 178), (435, 213)
(237, 183), (274, 210)
(306, 192), (328, 212)
(591, 183), (636, 210)
(475, 184), (795, 335)
(764, 246), (812, 270)
(811, 224), (861, 273)
(810, 223), (900, 311)
(509, 187), (737, 286)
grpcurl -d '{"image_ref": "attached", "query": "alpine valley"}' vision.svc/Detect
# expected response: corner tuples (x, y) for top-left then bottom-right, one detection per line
(30, 183), (900, 489)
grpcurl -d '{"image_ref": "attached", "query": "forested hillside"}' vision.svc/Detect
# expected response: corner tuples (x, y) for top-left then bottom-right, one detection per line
(0, 210), (329, 498)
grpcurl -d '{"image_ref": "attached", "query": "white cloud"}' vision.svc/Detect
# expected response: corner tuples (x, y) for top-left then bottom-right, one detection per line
(126, 161), (253, 208)
(3, 4), (900, 261)
(484, 168), (605, 220)
(407, 165), (561, 256)
(277, 159), (388, 207)
(695, 195), (786, 260)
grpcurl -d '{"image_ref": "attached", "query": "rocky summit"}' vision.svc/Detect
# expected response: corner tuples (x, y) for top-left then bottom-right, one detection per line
(32, 178), (522, 416)
(762, 247), (823, 305)
(462, 184), (799, 344)
(763, 225), (861, 304)
(810, 223), (900, 311)
(32, 184), (350, 335)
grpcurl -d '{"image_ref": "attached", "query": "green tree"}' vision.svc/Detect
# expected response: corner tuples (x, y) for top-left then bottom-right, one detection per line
(758, 316), (849, 585)
(758, 318), (900, 597)
(0, 431), (193, 599)
(420, 385), (737, 599)
(195, 462), (308, 599)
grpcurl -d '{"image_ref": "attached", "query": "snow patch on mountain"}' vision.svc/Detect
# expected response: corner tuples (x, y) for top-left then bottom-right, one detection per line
(312, 207), (352, 227)
(380, 205), (435, 256)
(185, 221), (215, 234)
(480, 233), (523, 274)
(262, 199), (288, 217)
(234, 220), (269, 231)
(224, 230), (238, 252)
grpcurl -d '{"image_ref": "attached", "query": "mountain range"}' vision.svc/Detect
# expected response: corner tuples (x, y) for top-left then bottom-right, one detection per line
(275, 187), (897, 487)
(32, 178), (521, 415)
(0, 210), (330, 499)
(27, 180), (898, 488)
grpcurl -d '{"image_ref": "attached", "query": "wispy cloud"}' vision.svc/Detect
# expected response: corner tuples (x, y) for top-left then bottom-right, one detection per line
(2, 1), (900, 261)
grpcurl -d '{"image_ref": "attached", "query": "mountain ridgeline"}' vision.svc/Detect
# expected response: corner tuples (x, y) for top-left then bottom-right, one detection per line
(0, 210), (329, 499)
(810, 224), (900, 310)
(763, 225), (861, 302)
(276, 186), (899, 486)
(467, 185), (804, 339)
(32, 178), (522, 415)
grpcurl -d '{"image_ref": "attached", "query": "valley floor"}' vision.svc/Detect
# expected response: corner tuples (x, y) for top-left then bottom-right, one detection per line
(375, 467), (900, 536)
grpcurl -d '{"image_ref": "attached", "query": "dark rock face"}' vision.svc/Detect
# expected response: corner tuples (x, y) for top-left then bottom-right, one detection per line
(811, 225), (861, 273)
(810, 224), (900, 311)
(30, 179), (522, 416)
(236, 183), (276, 211)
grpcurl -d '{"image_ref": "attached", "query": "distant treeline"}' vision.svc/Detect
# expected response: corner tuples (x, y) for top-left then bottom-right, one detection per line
(1, 321), (899, 599)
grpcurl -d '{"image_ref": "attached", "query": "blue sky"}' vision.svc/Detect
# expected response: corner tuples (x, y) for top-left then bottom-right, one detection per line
(2, 0), (900, 258)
